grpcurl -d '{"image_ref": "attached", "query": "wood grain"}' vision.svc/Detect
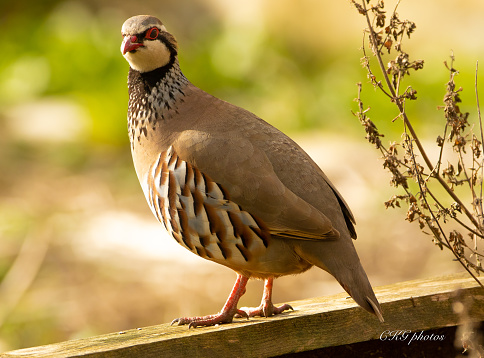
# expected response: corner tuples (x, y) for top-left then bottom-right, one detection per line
(3, 273), (483, 358)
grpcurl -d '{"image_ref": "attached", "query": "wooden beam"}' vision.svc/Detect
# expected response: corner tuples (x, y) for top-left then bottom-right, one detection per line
(3, 273), (483, 358)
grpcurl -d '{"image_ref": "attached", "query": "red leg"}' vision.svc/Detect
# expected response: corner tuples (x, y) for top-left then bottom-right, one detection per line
(171, 274), (249, 328)
(239, 277), (293, 318)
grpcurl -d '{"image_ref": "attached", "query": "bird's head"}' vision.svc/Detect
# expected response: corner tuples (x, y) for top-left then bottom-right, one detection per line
(121, 15), (178, 73)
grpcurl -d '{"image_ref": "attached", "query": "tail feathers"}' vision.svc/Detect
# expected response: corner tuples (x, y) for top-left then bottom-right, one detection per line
(339, 276), (384, 323)
(366, 296), (384, 323)
(294, 240), (384, 322)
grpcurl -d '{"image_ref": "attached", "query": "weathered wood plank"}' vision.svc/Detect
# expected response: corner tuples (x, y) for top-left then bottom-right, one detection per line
(2, 273), (483, 358)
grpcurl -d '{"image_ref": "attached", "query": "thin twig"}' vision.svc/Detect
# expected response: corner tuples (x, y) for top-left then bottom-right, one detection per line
(476, 61), (484, 223)
(435, 124), (448, 176)
(425, 186), (484, 239)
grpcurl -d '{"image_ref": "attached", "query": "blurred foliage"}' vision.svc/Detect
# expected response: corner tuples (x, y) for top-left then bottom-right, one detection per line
(1, 0), (483, 145)
(0, 0), (483, 352)
(0, 1), (128, 145)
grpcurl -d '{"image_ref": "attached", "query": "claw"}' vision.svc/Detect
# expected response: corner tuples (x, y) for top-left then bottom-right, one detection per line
(240, 302), (293, 318)
(170, 318), (186, 326)
(171, 274), (249, 328)
(236, 309), (249, 319)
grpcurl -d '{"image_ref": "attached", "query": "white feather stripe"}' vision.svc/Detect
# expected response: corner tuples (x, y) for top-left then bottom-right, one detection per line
(151, 192), (163, 224)
(178, 194), (194, 216)
(166, 146), (176, 170)
(206, 183), (224, 200)
(203, 242), (227, 260)
(146, 147), (271, 267)
(152, 153), (163, 185)
(191, 168), (205, 194)
(215, 210), (235, 239)
(238, 211), (258, 227)
(184, 162), (197, 193)
(177, 185), (215, 240)
(172, 159), (187, 186)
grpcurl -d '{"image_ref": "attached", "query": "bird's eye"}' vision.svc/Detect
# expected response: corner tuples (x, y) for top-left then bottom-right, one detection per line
(145, 27), (159, 40)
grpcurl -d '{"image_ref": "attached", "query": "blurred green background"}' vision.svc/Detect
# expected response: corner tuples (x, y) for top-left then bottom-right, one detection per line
(1, 0), (483, 352)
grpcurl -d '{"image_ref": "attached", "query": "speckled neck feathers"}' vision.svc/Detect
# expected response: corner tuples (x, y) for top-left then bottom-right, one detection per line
(127, 60), (189, 147)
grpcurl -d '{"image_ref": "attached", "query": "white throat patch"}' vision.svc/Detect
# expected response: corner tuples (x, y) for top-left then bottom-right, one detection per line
(123, 40), (171, 73)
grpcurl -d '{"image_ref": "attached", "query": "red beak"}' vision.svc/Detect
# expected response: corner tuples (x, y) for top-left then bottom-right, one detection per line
(122, 35), (143, 54)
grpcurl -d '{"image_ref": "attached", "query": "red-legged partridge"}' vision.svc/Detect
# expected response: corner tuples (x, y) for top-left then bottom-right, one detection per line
(120, 15), (384, 327)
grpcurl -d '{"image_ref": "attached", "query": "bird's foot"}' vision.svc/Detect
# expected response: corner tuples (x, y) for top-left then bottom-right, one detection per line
(237, 302), (293, 318)
(171, 309), (249, 328)
(171, 274), (250, 328)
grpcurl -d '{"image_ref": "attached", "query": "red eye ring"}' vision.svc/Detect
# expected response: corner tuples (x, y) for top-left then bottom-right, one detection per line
(145, 27), (159, 40)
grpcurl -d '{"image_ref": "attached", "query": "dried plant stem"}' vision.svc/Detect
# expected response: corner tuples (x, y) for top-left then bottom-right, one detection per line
(354, 0), (483, 287)
(404, 120), (483, 286)
(361, 0), (481, 233)
(476, 61), (484, 218)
